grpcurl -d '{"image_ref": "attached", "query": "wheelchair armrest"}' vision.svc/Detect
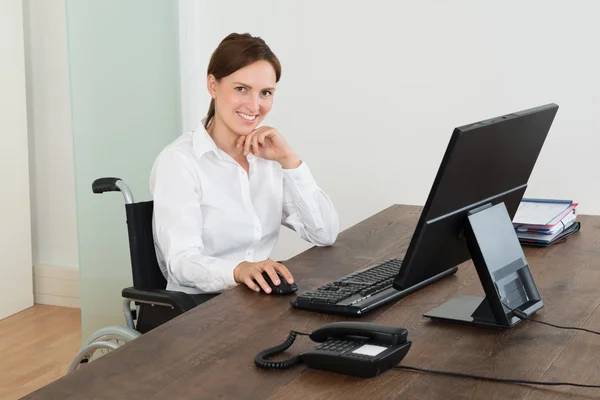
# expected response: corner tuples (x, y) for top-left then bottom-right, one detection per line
(122, 287), (196, 313)
(92, 177), (134, 204)
(92, 177), (121, 194)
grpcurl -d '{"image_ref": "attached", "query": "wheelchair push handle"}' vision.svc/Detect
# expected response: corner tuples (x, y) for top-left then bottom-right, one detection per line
(92, 177), (135, 204)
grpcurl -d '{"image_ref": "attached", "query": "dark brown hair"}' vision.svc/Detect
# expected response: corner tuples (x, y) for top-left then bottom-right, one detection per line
(205, 33), (282, 128)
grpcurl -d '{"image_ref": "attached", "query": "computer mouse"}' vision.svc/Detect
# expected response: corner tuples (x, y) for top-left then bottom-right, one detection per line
(261, 271), (298, 295)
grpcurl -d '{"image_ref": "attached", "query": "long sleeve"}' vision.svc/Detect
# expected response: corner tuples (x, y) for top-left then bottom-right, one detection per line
(281, 161), (339, 246)
(150, 150), (239, 293)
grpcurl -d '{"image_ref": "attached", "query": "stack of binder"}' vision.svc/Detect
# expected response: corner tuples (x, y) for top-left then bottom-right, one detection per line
(512, 198), (581, 247)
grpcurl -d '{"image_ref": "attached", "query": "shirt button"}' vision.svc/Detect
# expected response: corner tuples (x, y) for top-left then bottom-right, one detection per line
(247, 250), (253, 256)
(255, 227), (261, 232)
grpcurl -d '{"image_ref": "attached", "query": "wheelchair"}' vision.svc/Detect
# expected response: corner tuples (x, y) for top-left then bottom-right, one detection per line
(67, 177), (218, 374)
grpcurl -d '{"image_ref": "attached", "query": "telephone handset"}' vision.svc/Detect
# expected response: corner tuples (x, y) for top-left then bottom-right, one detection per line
(255, 322), (412, 378)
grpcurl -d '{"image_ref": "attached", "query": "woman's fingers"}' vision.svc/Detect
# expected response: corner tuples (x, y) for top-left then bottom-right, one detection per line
(252, 270), (272, 294)
(264, 264), (281, 286)
(258, 130), (268, 145)
(274, 263), (294, 284)
(236, 135), (245, 149)
(244, 277), (261, 292)
(237, 127), (284, 159)
(243, 132), (255, 156)
(252, 134), (260, 157)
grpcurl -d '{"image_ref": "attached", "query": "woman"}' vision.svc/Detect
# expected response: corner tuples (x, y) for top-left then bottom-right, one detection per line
(150, 33), (339, 300)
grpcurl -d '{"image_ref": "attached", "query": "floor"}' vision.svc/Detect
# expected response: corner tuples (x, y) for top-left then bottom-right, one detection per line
(0, 305), (81, 400)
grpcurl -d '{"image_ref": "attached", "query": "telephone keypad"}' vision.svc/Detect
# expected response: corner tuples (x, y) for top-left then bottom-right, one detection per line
(316, 340), (357, 354)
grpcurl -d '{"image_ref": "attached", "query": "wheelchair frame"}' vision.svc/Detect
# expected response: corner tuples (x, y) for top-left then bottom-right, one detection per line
(67, 177), (212, 374)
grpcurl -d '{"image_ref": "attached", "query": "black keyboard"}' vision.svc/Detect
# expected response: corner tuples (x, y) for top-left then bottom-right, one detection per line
(291, 259), (405, 316)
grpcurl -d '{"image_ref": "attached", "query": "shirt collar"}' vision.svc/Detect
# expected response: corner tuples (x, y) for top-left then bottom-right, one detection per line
(193, 117), (257, 162)
(192, 117), (221, 159)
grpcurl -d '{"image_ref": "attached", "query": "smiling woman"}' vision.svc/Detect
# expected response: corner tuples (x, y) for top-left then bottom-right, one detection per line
(150, 32), (340, 300)
(204, 33), (281, 133)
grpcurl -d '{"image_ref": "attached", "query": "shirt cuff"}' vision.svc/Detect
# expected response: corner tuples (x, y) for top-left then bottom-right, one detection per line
(210, 258), (239, 289)
(282, 161), (318, 195)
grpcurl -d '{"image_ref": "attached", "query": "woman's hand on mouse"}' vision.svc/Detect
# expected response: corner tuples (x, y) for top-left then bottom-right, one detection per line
(236, 126), (302, 169)
(234, 259), (294, 294)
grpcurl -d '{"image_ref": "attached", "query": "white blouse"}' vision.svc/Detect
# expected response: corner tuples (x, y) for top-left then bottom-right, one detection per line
(150, 123), (339, 294)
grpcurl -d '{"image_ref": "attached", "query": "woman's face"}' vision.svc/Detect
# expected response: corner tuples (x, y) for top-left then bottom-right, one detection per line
(208, 60), (277, 136)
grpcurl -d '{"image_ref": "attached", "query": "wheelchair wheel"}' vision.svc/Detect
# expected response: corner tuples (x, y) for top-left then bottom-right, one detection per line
(67, 325), (141, 374)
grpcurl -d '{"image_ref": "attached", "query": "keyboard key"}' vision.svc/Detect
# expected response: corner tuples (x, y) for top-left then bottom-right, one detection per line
(360, 286), (381, 296)
(312, 297), (329, 304)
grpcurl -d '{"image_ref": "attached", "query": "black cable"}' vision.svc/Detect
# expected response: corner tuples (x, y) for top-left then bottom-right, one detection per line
(502, 302), (600, 336)
(526, 319), (600, 336)
(258, 328), (600, 388)
(254, 330), (309, 370)
(394, 365), (600, 388)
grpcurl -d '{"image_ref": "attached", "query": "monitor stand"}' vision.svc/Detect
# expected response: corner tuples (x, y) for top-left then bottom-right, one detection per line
(424, 202), (544, 329)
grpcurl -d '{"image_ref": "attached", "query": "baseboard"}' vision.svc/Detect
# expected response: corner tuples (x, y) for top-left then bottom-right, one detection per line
(33, 265), (80, 309)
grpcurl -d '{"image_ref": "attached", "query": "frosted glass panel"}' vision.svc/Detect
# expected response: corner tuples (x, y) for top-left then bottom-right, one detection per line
(66, 0), (181, 338)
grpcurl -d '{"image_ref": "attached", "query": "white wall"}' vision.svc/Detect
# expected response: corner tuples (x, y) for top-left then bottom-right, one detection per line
(23, 0), (79, 270)
(0, 0), (34, 319)
(182, 0), (600, 260)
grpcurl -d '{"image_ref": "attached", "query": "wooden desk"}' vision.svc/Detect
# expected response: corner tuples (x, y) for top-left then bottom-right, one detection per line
(25, 205), (600, 399)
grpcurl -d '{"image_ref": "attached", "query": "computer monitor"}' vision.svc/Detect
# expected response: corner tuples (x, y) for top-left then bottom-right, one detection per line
(393, 103), (559, 328)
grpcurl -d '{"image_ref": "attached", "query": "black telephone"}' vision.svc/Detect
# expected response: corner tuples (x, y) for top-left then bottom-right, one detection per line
(254, 322), (412, 378)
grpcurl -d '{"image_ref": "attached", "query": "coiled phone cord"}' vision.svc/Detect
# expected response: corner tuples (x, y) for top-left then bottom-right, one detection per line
(254, 330), (310, 370)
